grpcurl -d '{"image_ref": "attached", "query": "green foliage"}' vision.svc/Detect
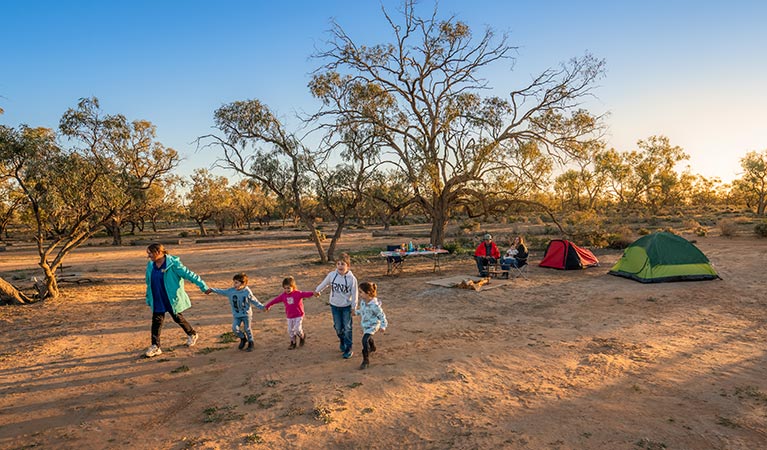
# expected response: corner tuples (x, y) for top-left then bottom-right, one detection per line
(459, 219), (481, 232)
(203, 405), (243, 423)
(313, 405), (333, 424)
(244, 433), (264, 444)
(220, 332), (238, 343)
(170, 365), (190, 374)
(754, 221), (767, 238)
(442, 239), (474, 255)
(563, 211), (609, 247)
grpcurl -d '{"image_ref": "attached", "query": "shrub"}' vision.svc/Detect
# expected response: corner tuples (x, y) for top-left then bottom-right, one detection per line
(683, 219), (701, 230)
(718, 218), (737, 237)
(178, 231), (189, 237)
(755, 221), (767, 238)
(442, 238), (474, 255)
(459, 219), (481, 232)
(637, 227), (651, 236)
(605, 225), (634, 249)
(694, 226), (708, 237)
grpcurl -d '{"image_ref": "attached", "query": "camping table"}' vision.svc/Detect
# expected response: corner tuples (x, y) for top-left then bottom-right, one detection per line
(380, 249), (449, 275)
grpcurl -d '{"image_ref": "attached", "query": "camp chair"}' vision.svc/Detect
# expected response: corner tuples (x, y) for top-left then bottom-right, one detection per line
(510, 256), (530, 280)
(385, 245), (404, 275)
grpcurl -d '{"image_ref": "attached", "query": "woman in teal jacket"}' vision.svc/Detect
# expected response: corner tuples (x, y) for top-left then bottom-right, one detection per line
(144, 243), (210, 358)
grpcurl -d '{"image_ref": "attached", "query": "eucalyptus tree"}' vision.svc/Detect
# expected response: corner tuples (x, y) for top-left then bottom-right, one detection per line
(732, 149), (767, 215)
(230, 179), (269, 229)
(59, 99), (179, 246)
(310, 0), (605, 245)
(601, 135), (689, 214)
(0, 178), (24, 240)
(201, 100), (331, 262)
(553, 140), (610, 212)
(0, 98), (178, 300)
(312, 124), (382, 260)
(364, 169), (417, 230)
(186, 168), (229, 236)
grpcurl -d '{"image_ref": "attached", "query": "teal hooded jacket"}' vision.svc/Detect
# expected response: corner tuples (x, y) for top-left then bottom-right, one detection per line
(145, 255), (209, 314)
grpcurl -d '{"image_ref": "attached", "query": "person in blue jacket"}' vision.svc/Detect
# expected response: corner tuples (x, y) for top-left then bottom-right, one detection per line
(355, 281), (388, 370)
(144, 243), (210, 358)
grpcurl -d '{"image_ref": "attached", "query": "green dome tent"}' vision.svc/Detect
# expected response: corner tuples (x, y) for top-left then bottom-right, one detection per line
(609, 232), (720, 283)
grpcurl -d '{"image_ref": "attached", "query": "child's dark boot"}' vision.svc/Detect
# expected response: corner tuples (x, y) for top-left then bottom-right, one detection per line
(238, 337), (247, 350)
(246, 340), (254, 352)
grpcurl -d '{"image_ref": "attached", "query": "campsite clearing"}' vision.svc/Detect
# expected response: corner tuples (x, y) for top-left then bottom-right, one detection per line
(1, 229), (766, 449)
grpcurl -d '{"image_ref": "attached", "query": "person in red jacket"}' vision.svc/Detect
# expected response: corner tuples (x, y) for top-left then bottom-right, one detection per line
(474, 233), (501, 277)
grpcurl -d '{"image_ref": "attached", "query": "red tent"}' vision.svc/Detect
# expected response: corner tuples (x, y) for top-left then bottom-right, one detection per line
(539, 239), (600, 270)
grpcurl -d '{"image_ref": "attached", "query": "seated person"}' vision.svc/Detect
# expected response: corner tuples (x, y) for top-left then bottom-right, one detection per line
(501, 235), (529, 270)
(474, 233), (500, 277)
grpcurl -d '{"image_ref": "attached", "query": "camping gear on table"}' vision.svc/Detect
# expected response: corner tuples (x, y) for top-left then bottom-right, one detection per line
(608, 232), (719, 283)
(539, 239), (600, 270)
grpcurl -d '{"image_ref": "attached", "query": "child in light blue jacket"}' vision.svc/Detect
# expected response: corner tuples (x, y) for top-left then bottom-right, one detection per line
(206, 272), (265, 352)
(355, 281), (388, 370)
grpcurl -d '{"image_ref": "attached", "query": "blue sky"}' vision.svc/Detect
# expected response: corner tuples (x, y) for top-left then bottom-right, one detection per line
(2, 0), (765, 183)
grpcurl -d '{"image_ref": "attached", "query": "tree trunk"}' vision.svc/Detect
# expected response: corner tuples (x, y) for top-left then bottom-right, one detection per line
(301, 215), (327, 263)
(429, 202), (449, 247)
(326, 218), (346, 262)
(41, 264), (60, 299)
(196, 220), (207, 237)
(112, 224), (123, 246)
(0, 276), (34, 305)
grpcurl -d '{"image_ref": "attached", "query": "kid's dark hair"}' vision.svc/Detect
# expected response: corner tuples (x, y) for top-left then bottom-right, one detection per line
(282, 276), (297, 289)
(359, 281), (377, 297)
(336, 253), (351, 265)
(233, 272), (248, 284)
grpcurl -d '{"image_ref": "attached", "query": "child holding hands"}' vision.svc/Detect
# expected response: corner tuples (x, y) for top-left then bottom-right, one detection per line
(314, 253), (358, 359)
(206, 272), (265, 351)
(356, 281), (388, 370)
(264, 276), (315, 349)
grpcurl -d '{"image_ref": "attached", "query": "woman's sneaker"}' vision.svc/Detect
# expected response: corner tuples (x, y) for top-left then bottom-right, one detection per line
(145, 345), (162, 358)
(186, 333), (199, 347)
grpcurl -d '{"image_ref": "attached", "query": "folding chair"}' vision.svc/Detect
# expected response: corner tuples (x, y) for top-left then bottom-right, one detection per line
(510, 258), (530, 280)
(385, 245), (404, 275)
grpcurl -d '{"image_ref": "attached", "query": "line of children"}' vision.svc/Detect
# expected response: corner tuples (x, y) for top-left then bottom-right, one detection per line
(204, 253), (388, 368)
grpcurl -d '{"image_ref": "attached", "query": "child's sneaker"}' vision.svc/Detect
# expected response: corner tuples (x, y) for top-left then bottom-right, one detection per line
(246, 341), (254, 352)
(299, 333), (306, 347)
(238, 337), (247, 350)
(342, 350), (354, 359)
(145, 345), (162, 358)
(186, 333), (199, 347)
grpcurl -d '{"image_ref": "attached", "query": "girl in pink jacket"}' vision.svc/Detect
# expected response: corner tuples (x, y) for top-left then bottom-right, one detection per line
(264, 276), (315, 349)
